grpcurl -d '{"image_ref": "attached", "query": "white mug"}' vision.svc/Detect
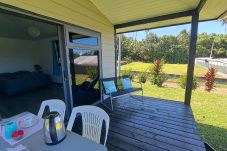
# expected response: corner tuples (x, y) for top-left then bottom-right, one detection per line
(24, 116), (33, 127)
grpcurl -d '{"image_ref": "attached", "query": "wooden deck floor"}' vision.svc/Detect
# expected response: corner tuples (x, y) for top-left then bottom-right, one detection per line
(101, 95), (206, 151)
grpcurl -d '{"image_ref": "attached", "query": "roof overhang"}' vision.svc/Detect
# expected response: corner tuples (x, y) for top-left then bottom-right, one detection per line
(90, 0), (227, 33)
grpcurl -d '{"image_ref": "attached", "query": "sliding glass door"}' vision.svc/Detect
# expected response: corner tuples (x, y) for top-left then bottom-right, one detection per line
(65, 25), (102, 106)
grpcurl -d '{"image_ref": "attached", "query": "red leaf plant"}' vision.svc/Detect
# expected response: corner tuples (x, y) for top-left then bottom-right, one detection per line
(150, 58), (167, 87)
(204, 67), (216, 92)
(153, 59), (163, 75)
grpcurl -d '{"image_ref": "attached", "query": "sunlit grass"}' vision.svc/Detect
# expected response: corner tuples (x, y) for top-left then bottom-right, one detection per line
(121, 62), (218, 77)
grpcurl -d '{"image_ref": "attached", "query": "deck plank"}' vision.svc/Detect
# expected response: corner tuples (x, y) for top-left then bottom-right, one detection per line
(101, 95), (206, 151)
(114, 102), (197, 126)
(110, 122), (205, 151)
(119, 97), (195, 118)
(110, 109), (200, 139)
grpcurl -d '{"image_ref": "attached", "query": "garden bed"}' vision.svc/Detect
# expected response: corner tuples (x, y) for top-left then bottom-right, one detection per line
(163, 80), (227, 95)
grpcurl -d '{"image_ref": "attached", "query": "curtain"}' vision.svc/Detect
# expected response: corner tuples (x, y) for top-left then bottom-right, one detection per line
(52, 40), (61, 76)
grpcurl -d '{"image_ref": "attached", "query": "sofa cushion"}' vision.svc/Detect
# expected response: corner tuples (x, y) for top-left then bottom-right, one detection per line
(121, 78), (133, 90)
(103, 80), (117, 94)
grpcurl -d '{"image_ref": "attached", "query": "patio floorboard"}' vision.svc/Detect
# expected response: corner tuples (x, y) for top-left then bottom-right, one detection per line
(100, 95), (206, 151)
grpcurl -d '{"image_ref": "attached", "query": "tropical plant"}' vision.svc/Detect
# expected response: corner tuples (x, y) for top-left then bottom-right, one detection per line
(121, 68), (134, 79)
(138, 72), (147, 83)
(219, 17), (227, 32)
(150, 59), (167, 87)
(178, 74), (198, 90)
(204, 67), (216, 92)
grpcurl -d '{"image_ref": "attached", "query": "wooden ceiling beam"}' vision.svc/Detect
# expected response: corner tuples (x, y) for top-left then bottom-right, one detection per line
(196, 0), (207, 13)
(114, 10), (194, 29)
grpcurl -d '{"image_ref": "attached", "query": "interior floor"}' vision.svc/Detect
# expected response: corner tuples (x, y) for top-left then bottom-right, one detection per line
(0, 84), (65, 118)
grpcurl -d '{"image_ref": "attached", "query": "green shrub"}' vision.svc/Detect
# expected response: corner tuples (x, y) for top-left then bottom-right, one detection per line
(138, 72), (147, 83)
(121, 68), (134, 79)
(150, 74), (167, 87)
(86, 67), (97, 79)
(149, 59), (167, 87)
(178, 74), (198, 90)
(116, 79), (123, 91)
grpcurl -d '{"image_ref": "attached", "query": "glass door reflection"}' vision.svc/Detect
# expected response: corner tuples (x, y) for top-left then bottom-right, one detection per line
(69, 48), (100, 106)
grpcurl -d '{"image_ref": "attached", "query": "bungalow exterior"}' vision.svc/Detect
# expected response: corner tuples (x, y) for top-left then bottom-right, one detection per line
(0, 0), (226, 116)
(0, 0), (226, 150)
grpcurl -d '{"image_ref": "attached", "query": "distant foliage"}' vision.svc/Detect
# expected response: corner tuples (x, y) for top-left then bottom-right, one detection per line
(178, 74), (198, 90)
(150, 59), (167, 87)
(204, 68), (216, 92)
(138, 72), (147, 83)
(121, 68), (134, 79)
(119, 30), (227, 64)
(86, 67), (97, 79)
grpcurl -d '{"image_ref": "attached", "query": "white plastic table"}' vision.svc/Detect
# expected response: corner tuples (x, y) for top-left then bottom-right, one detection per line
(0, 113), (108, 151)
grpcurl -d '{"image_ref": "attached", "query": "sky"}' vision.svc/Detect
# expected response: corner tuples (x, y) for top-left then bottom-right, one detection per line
(124, 21), (227, 41)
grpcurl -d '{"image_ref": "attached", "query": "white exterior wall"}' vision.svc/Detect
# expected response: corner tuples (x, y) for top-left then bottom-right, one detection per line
(0, 0), (116, 78)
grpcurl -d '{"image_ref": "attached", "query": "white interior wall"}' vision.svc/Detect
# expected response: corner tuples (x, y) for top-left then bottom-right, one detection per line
(36, 37), (62, 83)
(0, 37), (40, 73)
(0, 37), (61, 83)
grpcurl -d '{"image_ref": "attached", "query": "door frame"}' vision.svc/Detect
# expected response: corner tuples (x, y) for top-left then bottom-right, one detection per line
(57, 26), (72, 119)
(64, 25), (103, 107)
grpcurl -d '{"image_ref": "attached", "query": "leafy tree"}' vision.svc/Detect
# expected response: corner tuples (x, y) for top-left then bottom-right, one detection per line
(196, 33), (214, 57)
(176, 30), (190, 63)
(119, 30), (227, 64)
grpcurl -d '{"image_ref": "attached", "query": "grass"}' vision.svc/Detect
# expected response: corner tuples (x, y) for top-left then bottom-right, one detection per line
(121, 62), (220, 77)
(215, 83), (227, 88)
(132, 82), (227, 151)
(163, 77), (227, 88)
(74, 74), (99, 88)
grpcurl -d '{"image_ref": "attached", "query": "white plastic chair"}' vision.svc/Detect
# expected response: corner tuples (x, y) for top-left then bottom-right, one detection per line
(67, 105), (110, 146)
(38, 99), (66, 120)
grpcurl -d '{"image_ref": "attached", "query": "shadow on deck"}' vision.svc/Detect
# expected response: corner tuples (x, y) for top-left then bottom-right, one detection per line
(100, 95), (206, 151)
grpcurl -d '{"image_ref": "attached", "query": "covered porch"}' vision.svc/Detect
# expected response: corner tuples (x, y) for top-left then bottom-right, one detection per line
(0, 0), (226, 150)
(101, 95), (205, 151)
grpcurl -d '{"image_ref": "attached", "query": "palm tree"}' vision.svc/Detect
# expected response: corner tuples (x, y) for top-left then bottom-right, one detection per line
(220, 18), (227, 25)
(219, 12), (227, 32)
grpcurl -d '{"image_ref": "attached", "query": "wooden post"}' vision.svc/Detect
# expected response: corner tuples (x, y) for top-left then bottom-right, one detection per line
(117, 34), (122, 76)
(184, 11), (199, 105)
(114, 28), (118, 77)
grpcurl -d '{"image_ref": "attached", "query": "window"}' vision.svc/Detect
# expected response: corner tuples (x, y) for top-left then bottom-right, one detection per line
(69, 32), (98, 46)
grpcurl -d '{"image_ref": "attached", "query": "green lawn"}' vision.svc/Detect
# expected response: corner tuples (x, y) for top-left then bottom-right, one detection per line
(121, 62), (208, 77)
(215, 83), (227, 88)
(133, 82), (227, 151)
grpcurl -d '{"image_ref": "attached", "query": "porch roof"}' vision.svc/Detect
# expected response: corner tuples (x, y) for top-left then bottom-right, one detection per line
(91, 0), (227, 33)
